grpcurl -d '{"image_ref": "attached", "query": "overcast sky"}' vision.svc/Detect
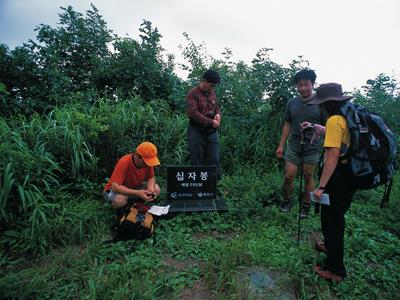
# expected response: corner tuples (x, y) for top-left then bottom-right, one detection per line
(1, 0), (399, 91)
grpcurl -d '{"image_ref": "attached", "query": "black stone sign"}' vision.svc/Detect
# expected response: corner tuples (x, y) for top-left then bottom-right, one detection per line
(167, 165), (217, 201)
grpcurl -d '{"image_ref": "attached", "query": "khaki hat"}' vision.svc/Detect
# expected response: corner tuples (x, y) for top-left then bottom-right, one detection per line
(136, 142), (160, 167)
(309, 83), (353, 105)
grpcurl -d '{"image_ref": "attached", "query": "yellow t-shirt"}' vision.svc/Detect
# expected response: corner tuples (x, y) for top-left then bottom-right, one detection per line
(324, 115), (350, 157)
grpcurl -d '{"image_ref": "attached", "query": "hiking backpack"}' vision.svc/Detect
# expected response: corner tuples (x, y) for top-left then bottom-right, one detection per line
(115, 203), (155, 241)
(340, 102), (397, 206)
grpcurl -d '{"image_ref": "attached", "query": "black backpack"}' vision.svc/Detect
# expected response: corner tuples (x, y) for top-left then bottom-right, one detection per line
(340, 102), (397, 206)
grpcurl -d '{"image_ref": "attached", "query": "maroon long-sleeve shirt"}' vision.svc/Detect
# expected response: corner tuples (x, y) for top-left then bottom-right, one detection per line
(186, 86), (221, 126)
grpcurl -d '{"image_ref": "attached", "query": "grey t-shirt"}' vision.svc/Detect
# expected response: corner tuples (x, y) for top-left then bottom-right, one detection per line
(284, 95), (324, 154)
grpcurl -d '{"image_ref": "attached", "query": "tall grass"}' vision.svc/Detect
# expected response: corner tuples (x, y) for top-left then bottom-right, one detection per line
(0, 95), (399, 299)
(0, 169), (399, 299)
(2, 95), (397, 256)
(0, 163), (14, 223)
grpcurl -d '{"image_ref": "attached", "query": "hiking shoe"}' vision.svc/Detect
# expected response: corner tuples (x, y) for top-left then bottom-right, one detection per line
(314, 265), (343, 283)
(315, 241), (328, 254)
(300, 205), (310, 219)
(280, 201), (293, 212)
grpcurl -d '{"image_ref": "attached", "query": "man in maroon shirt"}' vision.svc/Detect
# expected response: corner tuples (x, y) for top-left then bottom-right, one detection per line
(186, 69), (222, 180)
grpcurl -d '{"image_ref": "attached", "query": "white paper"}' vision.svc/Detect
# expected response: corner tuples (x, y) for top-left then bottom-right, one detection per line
(148, 205), (170, 216)
(310, 192), (330, 205)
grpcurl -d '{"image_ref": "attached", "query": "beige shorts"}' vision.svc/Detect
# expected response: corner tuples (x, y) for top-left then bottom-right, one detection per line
(103, 184), (146, 204)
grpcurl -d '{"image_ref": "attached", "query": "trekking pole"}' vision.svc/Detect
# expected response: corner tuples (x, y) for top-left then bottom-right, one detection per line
(380, 178), (393, 208)
(297, 131), (305, 244)
(218, 118), (222, 186)
(315, 152), (324, 215)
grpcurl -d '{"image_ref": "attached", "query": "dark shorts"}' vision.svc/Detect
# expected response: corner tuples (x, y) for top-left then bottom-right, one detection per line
(284, 144), (320, 166)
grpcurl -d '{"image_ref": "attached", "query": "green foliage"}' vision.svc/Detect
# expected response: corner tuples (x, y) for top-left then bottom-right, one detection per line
(0, 5), (114, 115)
(355, 73), (400, 133)
(33, 4), (113, 93)
(1, 172), (398, 299)
(109, 20), (179, 102)
(0, 5), (180, 116)
(1, 4), (400, 299)
(0, 44), (45, 115)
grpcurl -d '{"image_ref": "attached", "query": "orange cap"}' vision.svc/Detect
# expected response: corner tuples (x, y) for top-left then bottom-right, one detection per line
(136, 142), (160, 167)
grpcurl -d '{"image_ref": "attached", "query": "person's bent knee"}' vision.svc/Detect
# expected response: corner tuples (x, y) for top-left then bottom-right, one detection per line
(284, 174), (295, 183)
(303, 173), (314, 182)
(303, 165), (316, 183)
(111, 195), (128, 209)
(154, 184), (161, 196)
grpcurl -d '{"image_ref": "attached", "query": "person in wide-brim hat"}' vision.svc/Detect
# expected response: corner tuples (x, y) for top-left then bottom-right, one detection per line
(309, 82), (353, 105)
(309, 82), (358, 284)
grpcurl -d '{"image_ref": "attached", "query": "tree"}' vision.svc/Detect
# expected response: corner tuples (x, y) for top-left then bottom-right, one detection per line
(108, 20), (178, 102)
(0, 44), (45, 115)
(355, 74), (400, 132)
(31, 4), (114, 99)
(0, 4), (115, 116)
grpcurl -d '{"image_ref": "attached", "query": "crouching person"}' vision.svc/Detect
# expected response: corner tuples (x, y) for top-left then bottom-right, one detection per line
(103, 141), (161, 210)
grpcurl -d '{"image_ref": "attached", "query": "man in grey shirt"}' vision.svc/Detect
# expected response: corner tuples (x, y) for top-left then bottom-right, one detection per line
(276, 69), (324, 218)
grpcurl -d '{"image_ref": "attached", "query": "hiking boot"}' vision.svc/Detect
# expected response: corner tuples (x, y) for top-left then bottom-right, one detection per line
(315, 241), (328, 254)
(314, 265), (343, 283)
(280, 200), (293, 212)
(299, 205), (310, 219)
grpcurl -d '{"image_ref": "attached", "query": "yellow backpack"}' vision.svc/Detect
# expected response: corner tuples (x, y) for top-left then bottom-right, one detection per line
(116, 205), (154, 241)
